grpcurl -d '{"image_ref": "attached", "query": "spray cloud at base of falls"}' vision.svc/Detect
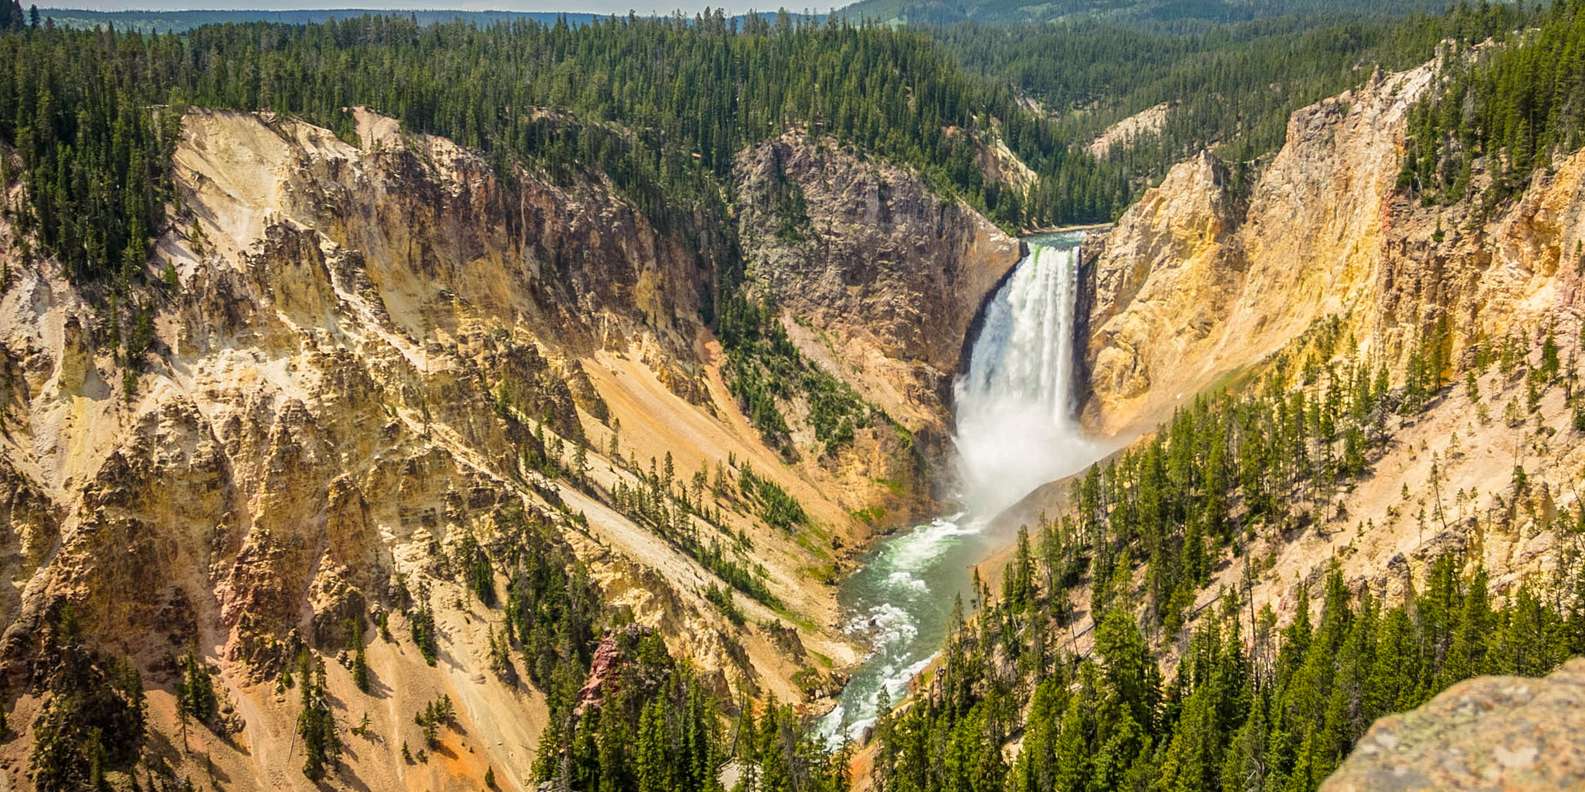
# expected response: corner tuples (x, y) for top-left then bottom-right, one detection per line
(817, 232), (1101, 748)
(953, 238), (1098, 518)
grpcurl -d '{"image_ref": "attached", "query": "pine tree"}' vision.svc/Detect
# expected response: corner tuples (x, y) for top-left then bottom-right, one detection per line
(175, 652), (218, 727)
(1438, 566), (1494, 687)
(296, 654), (341, 781)
(1003, 525), (1035, 610)
(1095, 609), (1161, 736)
(352, 631), (371, 694)
(410, 584), (438, 665)
(635, 698), (669, 792)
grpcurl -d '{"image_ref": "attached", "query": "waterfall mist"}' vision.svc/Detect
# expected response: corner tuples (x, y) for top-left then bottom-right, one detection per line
(953, 238), (1096, 519)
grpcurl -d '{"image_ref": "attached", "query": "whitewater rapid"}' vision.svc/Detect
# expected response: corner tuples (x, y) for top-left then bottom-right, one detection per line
(818, 232), (1102, 747)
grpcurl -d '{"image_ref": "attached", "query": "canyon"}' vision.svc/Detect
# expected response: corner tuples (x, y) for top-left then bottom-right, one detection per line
(0, 30), (1581, 792)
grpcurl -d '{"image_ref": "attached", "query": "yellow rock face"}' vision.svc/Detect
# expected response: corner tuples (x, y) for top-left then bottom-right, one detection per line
(1082, 58), (1585, 439)
(0, 106), (1026, 788)
(1071, 57), (1585, 695)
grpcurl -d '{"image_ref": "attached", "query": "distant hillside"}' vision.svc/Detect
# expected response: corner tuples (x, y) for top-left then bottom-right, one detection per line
(35, 7), (831, 33)
(35, 8), (601, 32)
(836, 0), (1454, 27)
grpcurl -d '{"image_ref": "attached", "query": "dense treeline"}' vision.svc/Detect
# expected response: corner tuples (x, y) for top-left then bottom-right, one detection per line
(867, 313), (1585, 790)
(0, 13), (1129, 294)
(1403, 0), (1585, 206)
(935, 3), (1525, 197)
(875, 547), (1585, 792)
(531, 625), (849, 792)
(534, 628), (721, 791)
(842, 0), (1456, 28)
(1057, 320), (1397, 636)
(39, 8), (600, 34)
(0, 1), (1558, 303)
(0, 22), (180, 285)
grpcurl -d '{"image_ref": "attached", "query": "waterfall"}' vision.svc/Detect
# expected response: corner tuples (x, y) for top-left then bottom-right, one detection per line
(817, 232), (1100, 749)
(953, 236), (1095, 519)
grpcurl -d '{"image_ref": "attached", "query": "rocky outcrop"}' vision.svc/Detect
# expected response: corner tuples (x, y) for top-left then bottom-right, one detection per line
(1080, 149), (1241, 411)
(1087, 102), (1171, 159)
(733, 132), (1024, 438)
(1081, 63), (1441, 431)
(1324, 659), (1585, 791)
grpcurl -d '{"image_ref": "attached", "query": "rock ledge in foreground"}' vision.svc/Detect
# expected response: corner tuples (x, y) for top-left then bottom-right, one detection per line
(1323, 658), (1585, 791)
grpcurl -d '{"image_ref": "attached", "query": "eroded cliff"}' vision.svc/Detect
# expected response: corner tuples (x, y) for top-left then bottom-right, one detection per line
(0, 109), (1018, 790)
(1072, 54), (1585, 677)
(1082, 64), (1445, 432)
(733, 132), (1024, 509)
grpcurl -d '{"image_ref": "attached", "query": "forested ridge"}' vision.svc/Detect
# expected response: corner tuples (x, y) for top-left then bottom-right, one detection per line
(1403, 0), (1585, 208)
(930, 2), (1526, 198)
(0, 12), (1139, 293)
(838, 0), (1456, 27)
(0, 2), (1538, 298)
(866, 306), (1585, 791)
(874, 548), (1585, 792)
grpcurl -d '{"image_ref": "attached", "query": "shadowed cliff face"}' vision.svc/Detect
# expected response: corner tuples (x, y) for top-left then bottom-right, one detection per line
(734, 134), (1023, 433)
(733, 133), (1024, 513)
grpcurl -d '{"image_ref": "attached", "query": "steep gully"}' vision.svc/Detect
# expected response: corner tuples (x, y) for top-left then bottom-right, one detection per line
(819, 232), (1108, 745)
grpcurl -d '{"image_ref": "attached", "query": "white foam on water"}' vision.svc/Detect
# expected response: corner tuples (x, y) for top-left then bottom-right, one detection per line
(885, 571), (929, 594)
(850, 602), (920, 648)
(883, 514), (980, 570)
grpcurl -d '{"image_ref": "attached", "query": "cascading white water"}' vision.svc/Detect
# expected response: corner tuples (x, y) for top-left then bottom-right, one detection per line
(817, 232), (1102, 747)
(953, 238), (1097, 517)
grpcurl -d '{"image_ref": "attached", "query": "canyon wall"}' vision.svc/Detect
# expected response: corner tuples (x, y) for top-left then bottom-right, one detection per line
(1075, 55), (1585, 676)
(734, 133), (1023, 465)
(1083, 60), (1585, 434)
(1082, 64), (1444, 432)
(0, 110), (1016, 789)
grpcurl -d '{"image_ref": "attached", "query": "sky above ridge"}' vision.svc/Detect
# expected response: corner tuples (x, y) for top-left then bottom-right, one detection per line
(42, 0), (821, 15)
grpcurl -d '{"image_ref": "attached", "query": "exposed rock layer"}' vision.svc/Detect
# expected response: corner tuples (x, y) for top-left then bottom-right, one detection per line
(734, 133), (1024, 440)
(1084, 60), (1585, 433)
(0, 109), (1018, 789)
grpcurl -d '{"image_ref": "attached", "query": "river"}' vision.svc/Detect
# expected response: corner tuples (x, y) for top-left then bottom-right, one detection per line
(817, 231), (1106, 747)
